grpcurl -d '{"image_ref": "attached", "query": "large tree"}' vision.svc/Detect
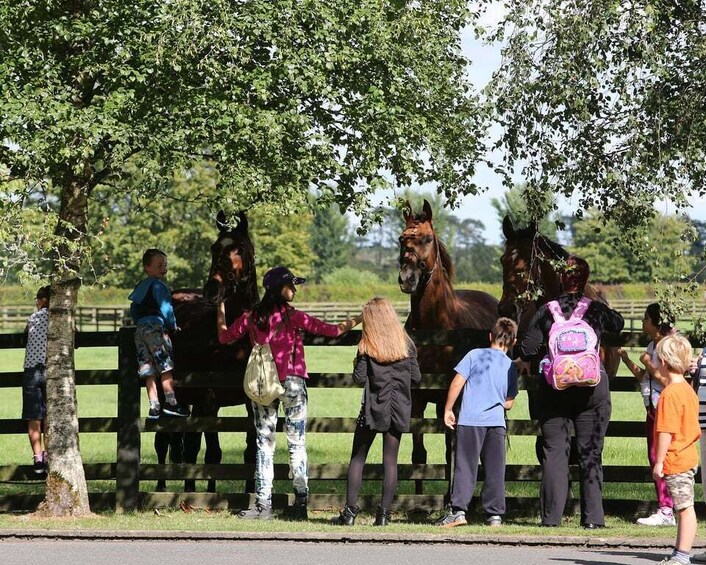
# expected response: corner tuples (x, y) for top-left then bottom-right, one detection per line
(482, 1), (706, 238)
(0, 2), (486, 514)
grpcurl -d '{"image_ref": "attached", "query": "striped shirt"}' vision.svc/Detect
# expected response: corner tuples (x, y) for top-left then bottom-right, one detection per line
(695, 349), (706, 429)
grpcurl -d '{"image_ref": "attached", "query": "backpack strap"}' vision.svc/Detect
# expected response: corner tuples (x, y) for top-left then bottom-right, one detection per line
(571, 297), (593, 320)
(546, 300), (564, 323)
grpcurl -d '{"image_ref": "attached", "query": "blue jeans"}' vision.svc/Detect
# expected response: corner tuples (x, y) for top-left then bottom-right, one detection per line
(252, 376), (308, 502)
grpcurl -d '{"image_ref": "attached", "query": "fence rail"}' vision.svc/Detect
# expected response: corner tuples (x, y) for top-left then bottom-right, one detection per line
(1, 326), (700, 516)
(1, 298), (705, 332)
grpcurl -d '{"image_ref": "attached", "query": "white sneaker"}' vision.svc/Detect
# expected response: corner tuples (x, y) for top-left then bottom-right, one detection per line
(636, 511), (676, 526)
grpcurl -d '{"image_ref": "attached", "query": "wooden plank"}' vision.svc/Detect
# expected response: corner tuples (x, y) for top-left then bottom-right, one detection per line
(0, 463), (115, 481)
(0, 418), (118, 434)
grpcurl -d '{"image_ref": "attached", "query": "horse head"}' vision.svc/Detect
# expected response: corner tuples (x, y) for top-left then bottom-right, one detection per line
(202, 210), (257, 304)
(498, 215), (564, 323)
(398, 199), (453, 294)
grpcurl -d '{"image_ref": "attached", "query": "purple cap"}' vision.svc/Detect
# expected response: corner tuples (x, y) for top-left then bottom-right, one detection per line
(262, 267), (306, 290)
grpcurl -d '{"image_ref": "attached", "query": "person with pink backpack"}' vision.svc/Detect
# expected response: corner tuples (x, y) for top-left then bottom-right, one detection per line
(517, 256), (624, 528)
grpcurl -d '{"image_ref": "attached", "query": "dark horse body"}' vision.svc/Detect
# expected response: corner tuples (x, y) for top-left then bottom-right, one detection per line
(398, 200), (499, 473)
(154, 210), (258, 493)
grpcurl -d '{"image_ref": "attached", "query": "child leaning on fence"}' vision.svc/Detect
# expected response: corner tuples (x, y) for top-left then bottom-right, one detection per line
(128, 248), (189, 420)
(437, 317), (519, 528)
(651, 334), (700, 565)
(22, 285), (50, 475)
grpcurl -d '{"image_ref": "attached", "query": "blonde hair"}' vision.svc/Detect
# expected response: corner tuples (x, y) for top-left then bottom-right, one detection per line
(655, 333), (693, 375)
(357, 297), (410, 363)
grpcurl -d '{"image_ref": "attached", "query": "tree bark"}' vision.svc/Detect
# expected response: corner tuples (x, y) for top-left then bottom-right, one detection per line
(35, 176), (91, 517)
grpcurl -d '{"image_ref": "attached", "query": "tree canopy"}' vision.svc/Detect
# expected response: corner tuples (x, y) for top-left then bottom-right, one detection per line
(481, 1), (706, 234)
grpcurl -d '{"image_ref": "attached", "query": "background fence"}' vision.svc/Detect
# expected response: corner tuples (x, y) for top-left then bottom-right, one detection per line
(1, 325), (698, 517)
(1, 299), (705, 332)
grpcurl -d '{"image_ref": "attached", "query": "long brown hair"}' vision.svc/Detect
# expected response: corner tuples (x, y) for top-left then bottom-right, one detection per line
(357, 297), (410, 363)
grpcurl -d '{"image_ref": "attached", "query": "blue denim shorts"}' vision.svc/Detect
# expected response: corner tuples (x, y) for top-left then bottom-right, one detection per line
(22, 364), (46, 420)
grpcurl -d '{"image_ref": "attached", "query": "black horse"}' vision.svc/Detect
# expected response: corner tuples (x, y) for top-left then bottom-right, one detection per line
(154, 210), (259, 493)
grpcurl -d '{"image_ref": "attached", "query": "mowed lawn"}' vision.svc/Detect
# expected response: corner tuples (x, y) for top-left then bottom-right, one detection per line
(0, 341), (669, 507)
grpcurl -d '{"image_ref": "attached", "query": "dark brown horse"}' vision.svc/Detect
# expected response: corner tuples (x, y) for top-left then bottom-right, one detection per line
(498, 215), (620, 379)
(398, 200), (499, 470)
(155, 210), (259, 493)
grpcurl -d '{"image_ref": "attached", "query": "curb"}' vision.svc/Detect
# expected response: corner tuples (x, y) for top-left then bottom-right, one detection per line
(0, 529), (694, 548)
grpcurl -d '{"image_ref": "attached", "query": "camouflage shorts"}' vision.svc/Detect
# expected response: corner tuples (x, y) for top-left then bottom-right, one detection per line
(664, 467), (697, 510)
(135, 322), (174, 379)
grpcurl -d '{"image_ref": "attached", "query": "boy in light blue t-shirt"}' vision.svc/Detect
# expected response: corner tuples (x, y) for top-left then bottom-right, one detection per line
(437, 317), (519, 527)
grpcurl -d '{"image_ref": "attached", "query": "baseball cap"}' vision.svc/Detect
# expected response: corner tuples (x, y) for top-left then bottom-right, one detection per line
(262, 267), (306, 290)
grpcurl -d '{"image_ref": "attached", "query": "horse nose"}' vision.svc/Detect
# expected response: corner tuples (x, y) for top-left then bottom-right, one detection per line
(398, 268), (417, 294)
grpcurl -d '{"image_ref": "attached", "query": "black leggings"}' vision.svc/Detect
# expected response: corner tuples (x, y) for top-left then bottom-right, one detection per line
(346, 424), (402, 509)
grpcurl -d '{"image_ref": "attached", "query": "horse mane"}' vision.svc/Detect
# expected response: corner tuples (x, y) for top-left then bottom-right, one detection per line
(436, 237), (455, 282)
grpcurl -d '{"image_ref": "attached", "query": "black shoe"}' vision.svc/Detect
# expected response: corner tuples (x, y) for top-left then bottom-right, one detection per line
(332, 504), (359, 526)
(374, 506), (391, 526)
(285, 494), (308, 521)
(162, 402), (190, 417)
(147, 406), (161, 420)
(32, 458), (46, 475)
(583, 523), (605, 530)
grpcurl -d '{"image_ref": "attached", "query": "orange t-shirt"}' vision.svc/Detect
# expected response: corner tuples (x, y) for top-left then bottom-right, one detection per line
(654, 381), (700, 475)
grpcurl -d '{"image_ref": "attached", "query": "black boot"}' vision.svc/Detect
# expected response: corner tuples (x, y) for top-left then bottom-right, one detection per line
(374, 506), (391, 526)
(332, 504), (359, 526)
(285, 493), (308, 521)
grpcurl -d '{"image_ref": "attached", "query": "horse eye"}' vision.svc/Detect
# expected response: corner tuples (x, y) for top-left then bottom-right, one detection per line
(421, 235), (433, 244)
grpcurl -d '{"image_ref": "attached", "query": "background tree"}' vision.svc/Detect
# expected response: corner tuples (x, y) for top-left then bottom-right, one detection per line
(482, 1), (706, 239)
(1, 2), (486, 515)
(309, 202), (354, 283)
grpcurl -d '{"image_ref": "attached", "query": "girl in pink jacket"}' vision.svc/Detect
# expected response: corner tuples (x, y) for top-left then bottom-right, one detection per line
(217, 266), (361, 521)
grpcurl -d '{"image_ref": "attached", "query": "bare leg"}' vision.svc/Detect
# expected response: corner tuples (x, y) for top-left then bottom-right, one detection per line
(27, 420), (43, 456)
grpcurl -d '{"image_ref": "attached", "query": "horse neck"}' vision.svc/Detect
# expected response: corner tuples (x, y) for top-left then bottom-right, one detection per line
(410, 272), (459, 329)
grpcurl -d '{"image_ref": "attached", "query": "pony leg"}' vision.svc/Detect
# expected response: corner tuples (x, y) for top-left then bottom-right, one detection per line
(154, 432), (170, 493)
(183, 403), (204, 492)
(203, 423), (222, 494)
(410, 391), (428, 495)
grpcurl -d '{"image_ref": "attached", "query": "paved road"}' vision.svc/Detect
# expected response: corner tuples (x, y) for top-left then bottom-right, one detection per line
(0, 539), (678, 565)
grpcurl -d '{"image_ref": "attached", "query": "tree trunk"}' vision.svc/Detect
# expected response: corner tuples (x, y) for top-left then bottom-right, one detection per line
(35, 177), (91, 517)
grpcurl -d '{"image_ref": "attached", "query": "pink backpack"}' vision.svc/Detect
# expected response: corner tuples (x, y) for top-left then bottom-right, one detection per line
(540, 297), (601, 390)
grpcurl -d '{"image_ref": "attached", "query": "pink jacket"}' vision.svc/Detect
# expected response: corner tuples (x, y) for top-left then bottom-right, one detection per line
(219, 305), (341, 382)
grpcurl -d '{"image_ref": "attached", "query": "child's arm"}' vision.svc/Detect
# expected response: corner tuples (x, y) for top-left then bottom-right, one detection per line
(443, 373), (465, 430)
(618, 348), (645, 380)
(504, 397), (515, 411)
(640, 351), (669, 387)
(652, 431), (672, 480)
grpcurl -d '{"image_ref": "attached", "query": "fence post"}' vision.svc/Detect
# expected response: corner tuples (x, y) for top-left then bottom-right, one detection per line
(116, 326), (141, 512)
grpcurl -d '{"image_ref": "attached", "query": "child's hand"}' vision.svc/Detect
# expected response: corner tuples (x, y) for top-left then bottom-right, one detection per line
(652, 462), (664, 481)
(618, 348), (629, 361)
(443, 409), (456, 430)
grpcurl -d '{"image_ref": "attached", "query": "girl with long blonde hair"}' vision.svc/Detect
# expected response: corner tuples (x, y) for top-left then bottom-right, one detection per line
(334, 297), (421, 526)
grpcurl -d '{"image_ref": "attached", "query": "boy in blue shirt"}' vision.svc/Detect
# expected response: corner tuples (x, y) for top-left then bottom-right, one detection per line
(437, 317), (519, 527)
(129, 248), (189, 419)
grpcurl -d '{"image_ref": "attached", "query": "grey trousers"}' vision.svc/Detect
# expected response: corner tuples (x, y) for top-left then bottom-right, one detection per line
(449, 425), (507, 516)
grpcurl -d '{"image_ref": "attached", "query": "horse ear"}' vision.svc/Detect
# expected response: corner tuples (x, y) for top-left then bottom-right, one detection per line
(422, 200), (433, 223)
(502, 215), (515, 239)
(402, 201), (413, 223)
(216, 210), (228, 232)
(236, 211), (249, 234)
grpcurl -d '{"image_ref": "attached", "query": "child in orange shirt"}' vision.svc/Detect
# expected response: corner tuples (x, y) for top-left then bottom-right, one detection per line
(653, 334), (700, 565)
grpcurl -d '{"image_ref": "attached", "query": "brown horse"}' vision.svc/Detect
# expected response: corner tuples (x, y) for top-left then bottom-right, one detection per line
(398, 200), (499, 470)
(498, 215), (620, 380)
(155, 210), (259, 493)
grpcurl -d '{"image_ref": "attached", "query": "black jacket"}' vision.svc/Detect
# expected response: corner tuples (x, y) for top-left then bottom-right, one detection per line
(353, 337), (422, 432)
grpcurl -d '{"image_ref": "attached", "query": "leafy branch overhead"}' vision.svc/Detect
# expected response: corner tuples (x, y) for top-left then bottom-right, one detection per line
(481, 1), (706, 231)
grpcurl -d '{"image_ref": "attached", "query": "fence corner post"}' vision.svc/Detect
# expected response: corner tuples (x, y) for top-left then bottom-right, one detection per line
(116, 326), (140, 513)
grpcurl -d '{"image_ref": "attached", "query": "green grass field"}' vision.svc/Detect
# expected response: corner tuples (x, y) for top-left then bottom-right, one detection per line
(0, 344), (697, 534)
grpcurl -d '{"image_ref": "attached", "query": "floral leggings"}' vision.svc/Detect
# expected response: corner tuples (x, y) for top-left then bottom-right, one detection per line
(252, 375), (308, 503)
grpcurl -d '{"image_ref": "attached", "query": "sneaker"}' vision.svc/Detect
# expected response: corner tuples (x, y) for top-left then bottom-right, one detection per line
(657, 559), (685, 565)
(162, 402), (190, 417)
(436, 508), (467, 527)
(238, 501), (273, 520)
(32, 457), (46, 475)
(636, 511), (676, 527)
(147, 406), (161, 420)
(692, 553), (706, 564)
(486, 515), (502, 527)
